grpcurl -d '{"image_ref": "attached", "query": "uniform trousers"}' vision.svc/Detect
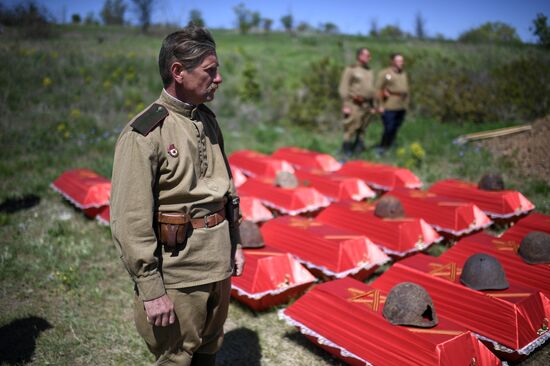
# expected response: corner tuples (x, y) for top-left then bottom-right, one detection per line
(342, 103), (373, 153)
(134, 277), (231, 366)
(380, 109), (406, 148)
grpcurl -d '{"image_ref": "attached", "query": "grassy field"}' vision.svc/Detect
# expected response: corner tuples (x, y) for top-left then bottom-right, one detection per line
(0, 25), (549, 365)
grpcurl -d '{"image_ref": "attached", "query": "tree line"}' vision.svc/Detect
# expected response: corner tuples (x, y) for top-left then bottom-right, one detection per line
(0, 1), (549, 48)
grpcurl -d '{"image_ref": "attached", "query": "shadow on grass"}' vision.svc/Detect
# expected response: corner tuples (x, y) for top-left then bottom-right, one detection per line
(217, 327), (261, 366)
(0, 194), (40, 214)
(0, 316), (52, 364)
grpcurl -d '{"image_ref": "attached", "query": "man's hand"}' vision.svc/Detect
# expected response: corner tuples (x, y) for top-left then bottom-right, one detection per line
(233, 245), (245, 276)
(143, 294), (175, 327)
(383, 89), (391, 98)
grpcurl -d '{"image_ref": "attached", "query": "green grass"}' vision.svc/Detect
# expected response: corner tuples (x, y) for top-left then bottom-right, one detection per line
(1, 24), (549, 365)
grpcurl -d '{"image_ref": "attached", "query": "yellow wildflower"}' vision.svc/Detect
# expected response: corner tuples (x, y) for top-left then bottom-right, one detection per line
(70, 109), (81, 119)
(410, 142), (426, 160)
(42, 77), (52, 87)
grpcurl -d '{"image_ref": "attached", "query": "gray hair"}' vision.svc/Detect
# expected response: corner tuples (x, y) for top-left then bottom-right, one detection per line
(158, 25), (216, 87)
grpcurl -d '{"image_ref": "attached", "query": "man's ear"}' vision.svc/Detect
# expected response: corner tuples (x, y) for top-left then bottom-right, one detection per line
(171, 62), (185, 84)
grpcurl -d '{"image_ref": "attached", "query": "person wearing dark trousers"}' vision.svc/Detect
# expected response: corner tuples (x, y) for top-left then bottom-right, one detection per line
(376, 53), (409, 155)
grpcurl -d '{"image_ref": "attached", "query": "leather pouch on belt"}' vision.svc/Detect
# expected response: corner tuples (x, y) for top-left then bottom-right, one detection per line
(156, 212), (191, 247)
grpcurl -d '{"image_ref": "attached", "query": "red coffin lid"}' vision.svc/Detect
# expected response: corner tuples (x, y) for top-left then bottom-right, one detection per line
(261, 216), (389, 278)
(295, 168), (376, 202)
(96, 206), (110, 226)
(440, 232), (550, 297)
(271, 146), (341, 172)
(230, 165), (247, 188)
(429, 179), (535, 219)
(228, 150), (294, 179)
(387, 188), (492, 236)
(337, 160), (423, 191)
(281, 277), (502, 366)
(239, 196), (273, 223)
(237, 177), (330, 215)
(316, 201), (441, 257)
(372, 253), (550, 354)
(503, 212), (550, 240)
(231, 246), (315, 299)
(51, 169), (111, 209)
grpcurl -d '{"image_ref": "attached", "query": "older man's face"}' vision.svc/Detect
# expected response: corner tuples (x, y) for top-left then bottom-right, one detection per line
(358, 49), (371, 65)
(180, 53), (222, 105)
(392, 55), (404, 71)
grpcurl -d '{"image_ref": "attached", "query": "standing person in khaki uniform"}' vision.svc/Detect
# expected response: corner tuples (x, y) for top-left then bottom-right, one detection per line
(338, 47), (377, 159)
(110, 25), (245, 366)
(375, 52), (409, 155)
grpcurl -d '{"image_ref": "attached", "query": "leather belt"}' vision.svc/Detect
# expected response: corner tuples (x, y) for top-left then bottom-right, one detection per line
(156, 208), (226, 229)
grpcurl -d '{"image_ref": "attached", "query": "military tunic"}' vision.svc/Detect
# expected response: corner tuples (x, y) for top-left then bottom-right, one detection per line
(376, 67), (409, 111)
(338, 63), (377, 146)
(110, 90), (240, 302)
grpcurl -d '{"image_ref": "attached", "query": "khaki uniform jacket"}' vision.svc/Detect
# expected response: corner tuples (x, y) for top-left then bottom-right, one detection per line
(110, 90), (240, 301)
(338, 63), (376, 109)
(376, 67), (409, 111)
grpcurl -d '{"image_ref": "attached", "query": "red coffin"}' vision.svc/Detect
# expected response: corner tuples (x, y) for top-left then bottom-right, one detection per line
(372, 254), (550, 361)
(230, 166), (247, 188)
(230, 246), (316, 311)
(261, 216), (389, 280)
(97, 206), (110, 226)
(316, 201), (442, 257)
(271, 146), (342, 172)
(51, 169), (111, 217)
(237, 178), (330, 215)
(387, 189), (492, 237)
(428, 179), (535, 219)
(295, 168), (376, 202)
(439, 232), (550, 297)
(280, 277), (502, 366)
(228, 150), (294, 179)
(337, 160), (423, 191)
(239, 196), (273, 223)
(503, 212), (550, 241)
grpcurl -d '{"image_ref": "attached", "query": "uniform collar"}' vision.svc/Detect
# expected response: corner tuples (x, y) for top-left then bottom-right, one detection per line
(159, 89), (199, 118)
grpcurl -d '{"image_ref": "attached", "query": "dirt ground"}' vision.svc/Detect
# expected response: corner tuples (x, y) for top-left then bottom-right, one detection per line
(481, 116), (550, 183)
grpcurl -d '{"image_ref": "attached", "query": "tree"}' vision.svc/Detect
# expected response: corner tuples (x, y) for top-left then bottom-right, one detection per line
(233, 3), (252, 34)
(530, 13), (550, 49)
(458, 22), (521, 44)
(84, 11), (99, 25)
(188, 9), (204, 27)
(250, 11), (261, 30)
(100, 0), (126, 25)
(281, 14), (293, 33)
(369, 19), (378, 37)
(262, 18), (273, 33)
(415, 12), (426, 39)
(131, 0), (155, 32)
(321, 22), (339, 34)
(379, 25), (404, 39)
(71, 13), (81, 24)
(296, 21), (313, 33)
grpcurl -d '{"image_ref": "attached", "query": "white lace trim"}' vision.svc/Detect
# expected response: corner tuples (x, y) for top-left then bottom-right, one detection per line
(296, 257), (390, 279)
(474, 328), (550, 355)
(430, 220), (493, 237)
(50, 183), (109, 209)
(485, 208), (534, 219)
(231, 280), (313, 300)
(278, 310), (372, 365)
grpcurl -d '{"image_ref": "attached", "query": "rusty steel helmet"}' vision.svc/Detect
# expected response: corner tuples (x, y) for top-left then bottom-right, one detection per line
(382, 282), (438, 328)
(375, 195), (405, 219)
(518, 231), (550, 264)
(239, 220), (265, 249)
(460, 253), (509, 290)
(275, 171), (299, 189)
(478, 173), (505, 191)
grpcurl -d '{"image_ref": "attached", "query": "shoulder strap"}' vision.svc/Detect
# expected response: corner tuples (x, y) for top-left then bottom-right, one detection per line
(130, 103), (169, 136)
(198, 104), (216, 118)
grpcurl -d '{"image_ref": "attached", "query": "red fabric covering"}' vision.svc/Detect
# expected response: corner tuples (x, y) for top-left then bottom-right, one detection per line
(230, 246), (315, 311)
(271, 146), (341, 172)
(429, 179), (535, 219)
(96, 206), (110, 226)
(503, 212), (550, 241)
(316, 201), (442, 257)
(372, 253), (550, 358)
(439, 232), (550, 297)
(280, 277), (502, 366)
(387, 188), (492, 237)
(237, 177), (330, 215)
(261, 216), (389, 279)
(239, 196), (273, 223)
(228, 150), (294, 179)
(51, 169), (111, 217)
(230, 166), (247, 188)
(295, 168), (376, 202)
(337, 160), (423, 191)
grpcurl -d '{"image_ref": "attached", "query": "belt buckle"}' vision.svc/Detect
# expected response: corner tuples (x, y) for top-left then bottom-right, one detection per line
(204, 215), (211, 228)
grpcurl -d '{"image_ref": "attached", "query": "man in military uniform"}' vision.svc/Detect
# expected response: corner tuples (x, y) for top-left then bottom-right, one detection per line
(376, 53), (409, 154)
(338, 47), (377, 158)
(110, 25), (244, 366)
